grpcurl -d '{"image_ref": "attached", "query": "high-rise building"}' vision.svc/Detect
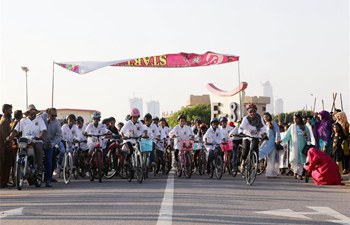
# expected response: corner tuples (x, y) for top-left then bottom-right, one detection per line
(275, 98), (284, 115)
(129, 97), (143, 116)
(147, 100), (160, 117)
(261, 81), (274, 113)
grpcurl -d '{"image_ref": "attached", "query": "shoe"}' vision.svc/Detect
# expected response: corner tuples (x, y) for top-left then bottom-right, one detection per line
(56, 167), (61, 175)
(294, 173), (298, 179)
(51, 178), (58, 182)
(151, 162), (157, 167)
(298, 175), (303, 180)
(240, 159), (245, 172)
(343, 169), (349, 174)
(45, 181), (53, 188)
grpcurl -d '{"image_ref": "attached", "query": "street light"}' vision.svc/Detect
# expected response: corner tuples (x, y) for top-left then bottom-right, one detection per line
(21, 66), (29, 108)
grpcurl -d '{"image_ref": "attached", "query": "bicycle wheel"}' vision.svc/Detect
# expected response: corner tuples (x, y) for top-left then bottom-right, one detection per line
(176, 162), (182, 177)
(136, 155), (143, 184)
(246, 151), (258, 186)
(97, 151), (103, 183)
(257, 157), (267, 175)
(184, 152), (192, 179)
(214, 155), (223, 180)
(164, 150), (171, 175)
(208, 161), (214, 179)
(16, 159), (25, 190)
(104, 152), (117, 179)
(63, 153), (72, 184)
(198, 153), (204, 175)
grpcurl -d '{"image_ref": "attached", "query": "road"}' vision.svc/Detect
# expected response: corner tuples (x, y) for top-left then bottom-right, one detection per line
(1, 172), (349, 225)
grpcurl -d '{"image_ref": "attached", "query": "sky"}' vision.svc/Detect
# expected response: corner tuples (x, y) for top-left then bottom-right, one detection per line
(0, 0), (349, 121)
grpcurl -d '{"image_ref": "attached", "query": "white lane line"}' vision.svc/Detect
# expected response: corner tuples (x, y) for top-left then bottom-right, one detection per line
(0, 207), (24, 218)
(156, 171), (174, 225)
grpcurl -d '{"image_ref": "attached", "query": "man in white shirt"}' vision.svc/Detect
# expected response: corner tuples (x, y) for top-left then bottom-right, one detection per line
(10, 104), (47, 174)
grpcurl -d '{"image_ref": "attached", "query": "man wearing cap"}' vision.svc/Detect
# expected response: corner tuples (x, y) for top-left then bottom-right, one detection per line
(9, 104), (47, 179)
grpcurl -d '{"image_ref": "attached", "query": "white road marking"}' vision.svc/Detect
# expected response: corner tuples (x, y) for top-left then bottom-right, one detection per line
(0, 207), (24, 218)
(256, 206), (350, 225)
(156, 171), (174, 225)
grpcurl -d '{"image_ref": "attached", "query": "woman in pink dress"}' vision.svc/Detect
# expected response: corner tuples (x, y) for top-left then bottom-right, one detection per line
(304, 147), (342, 185)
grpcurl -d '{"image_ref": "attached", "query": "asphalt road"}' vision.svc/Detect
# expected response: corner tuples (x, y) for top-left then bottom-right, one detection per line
(1, 171), (349, 225)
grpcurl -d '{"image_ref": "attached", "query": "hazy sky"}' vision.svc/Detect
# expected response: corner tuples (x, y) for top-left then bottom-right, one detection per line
(0, 0), (349, 121)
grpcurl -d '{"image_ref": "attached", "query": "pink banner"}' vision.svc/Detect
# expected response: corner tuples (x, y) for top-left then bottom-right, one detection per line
(56, 51), (239, 74)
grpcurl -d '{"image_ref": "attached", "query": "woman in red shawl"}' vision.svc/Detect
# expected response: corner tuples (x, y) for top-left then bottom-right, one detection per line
(304, 147), (342, 185)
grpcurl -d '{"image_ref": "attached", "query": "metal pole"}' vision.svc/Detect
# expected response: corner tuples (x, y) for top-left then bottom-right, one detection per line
(237, 60), (243, 119)
(51, 61), (55, 107)
(25, 71), (28, 108)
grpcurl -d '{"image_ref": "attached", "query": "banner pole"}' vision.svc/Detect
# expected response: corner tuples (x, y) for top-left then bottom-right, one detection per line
(238, 60), (243, 120)
(51, 61), (55, 107)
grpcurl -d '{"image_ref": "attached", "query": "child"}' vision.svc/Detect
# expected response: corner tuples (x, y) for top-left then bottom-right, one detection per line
(331, 122), (345, 175)
(169, 114), (194, 164)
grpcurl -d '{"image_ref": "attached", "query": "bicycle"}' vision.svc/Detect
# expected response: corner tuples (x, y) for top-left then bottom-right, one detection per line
(221, 140), (233, 175)
(163, 141), (173, 175)
(206, 143), (223, 179)
(72, 140), (88, 178)
(87, 134), (108, 183)
(103, 137), (123, 179)
(123, 137), (144, 183)
(61, 140), (75, 184)
(194, 140), (207, 176)
(176, 140), (194, 179)
(238, 134), (266, 186)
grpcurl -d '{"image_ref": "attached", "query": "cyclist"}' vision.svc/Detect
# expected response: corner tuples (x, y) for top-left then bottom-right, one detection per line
(57, 114), (79, 174)
(76, 116), (89, 151)
(142, 113), (161, 169)
(194, 123), (208, 171)
(229, 119), (243, 172)
(169, 114), (194, 165)
(219, 116), (233, 143)
(84, 112), (112, 163)
(238, 103), (267, 171)
(120, 108), (144, 162)
(204, 118), (224, 173)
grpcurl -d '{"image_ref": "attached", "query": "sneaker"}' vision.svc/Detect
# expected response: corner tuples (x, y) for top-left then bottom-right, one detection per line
(240, 159), (245, 172)
(151, 162), (157, 167)
(56, 167), (61, 175)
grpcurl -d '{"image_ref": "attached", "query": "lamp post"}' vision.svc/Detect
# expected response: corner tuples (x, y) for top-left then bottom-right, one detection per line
(21, 66), (29, 108)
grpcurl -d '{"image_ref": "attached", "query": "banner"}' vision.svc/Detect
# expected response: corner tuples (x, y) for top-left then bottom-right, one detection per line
(56, 51), (239, 74)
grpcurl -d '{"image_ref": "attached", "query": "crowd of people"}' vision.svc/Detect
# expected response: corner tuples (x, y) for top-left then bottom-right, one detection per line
(0, 102), (348, 189)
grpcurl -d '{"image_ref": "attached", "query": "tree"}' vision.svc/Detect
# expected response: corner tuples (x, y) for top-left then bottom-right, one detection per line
(273, 110), (314, 124)
(167, 104), (211, 128)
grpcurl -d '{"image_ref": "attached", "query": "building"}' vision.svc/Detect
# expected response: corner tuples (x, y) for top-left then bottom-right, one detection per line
(275, 98), (284, 115)
(147, 100), (160, 117)
(261, 81), (274, 114)
(55, 108), (97, 124)
(244, 96), (270, 116)
(186, 94), (210, 106)
(129, 97), (143, 117)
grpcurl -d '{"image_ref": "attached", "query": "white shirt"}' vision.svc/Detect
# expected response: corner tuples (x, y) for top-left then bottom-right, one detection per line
(220, 125), (233, 141)
(120, 120), (144, 144)
(15, 116), (47, 142)
(229, 126), (242, 141)
(158, 126), (170, 140)
(85, 123), (110, 149)
(76, 124), (88, 150)
(61, 124), (79, 143)
(169, 125), (194, 149)
(239, 115), (267, 138)
(204, 127), (223, 150)
(143, 123), (159, 141)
